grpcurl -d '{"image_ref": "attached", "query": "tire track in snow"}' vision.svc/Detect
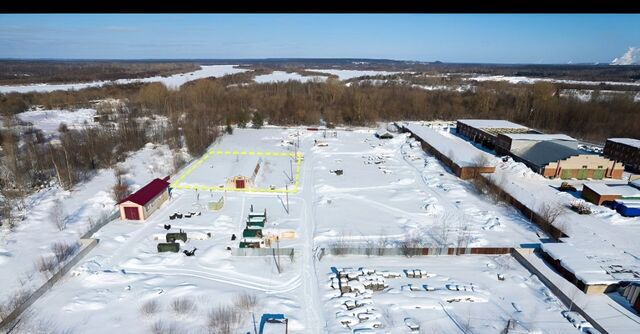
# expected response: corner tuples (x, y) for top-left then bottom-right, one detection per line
(121, 266), (302, 294)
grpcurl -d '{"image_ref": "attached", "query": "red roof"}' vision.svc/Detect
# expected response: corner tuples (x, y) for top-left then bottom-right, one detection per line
(119, 176), (170, 206)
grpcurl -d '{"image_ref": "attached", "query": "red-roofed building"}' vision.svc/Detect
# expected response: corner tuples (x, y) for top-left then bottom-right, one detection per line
(118, 176), (171, 221)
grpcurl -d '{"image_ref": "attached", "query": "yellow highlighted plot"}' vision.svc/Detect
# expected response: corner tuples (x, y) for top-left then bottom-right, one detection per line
(170, 150), (303, 194)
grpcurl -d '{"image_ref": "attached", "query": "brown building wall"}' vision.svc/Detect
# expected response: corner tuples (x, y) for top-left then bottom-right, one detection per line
(494, 134), (513, 156)
(604, 140), (640, 173)
(581, 185), (621, 205)
(456, 122), (496, 149)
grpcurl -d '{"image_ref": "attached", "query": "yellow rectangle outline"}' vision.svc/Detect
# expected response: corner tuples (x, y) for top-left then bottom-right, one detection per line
(170, 150), (303, 194)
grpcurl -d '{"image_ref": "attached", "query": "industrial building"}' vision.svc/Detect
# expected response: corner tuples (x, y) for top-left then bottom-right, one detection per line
(118, 176), (171, 221)
(495, 133), (577, 156)
(604, 138), (640, 173)
(581, 183), (640, 205)
(456, 119), (533, 149)
(620, 283), (640, 313)
(509, 140), (624, 179)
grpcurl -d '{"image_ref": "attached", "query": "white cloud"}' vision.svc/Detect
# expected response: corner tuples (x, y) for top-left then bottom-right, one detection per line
(611, 47), (640, 65)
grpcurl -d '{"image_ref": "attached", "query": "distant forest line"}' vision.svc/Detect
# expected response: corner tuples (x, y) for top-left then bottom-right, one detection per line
(1, 59), (640, 83)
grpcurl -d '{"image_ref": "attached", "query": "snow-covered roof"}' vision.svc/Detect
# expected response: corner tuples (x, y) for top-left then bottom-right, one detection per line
(615, 199), (640, 208)
(511, 140), (586, 168)
(502, 133), (576, 142)
(607, 138), (640, 149)
(375, 128), (392, 137)
(404, 123), (495, 167)
(119, 176), (170, 205)
(458, 119), (529, 130)
(583, 183), (640, 197)
(541, 242), (618, 285)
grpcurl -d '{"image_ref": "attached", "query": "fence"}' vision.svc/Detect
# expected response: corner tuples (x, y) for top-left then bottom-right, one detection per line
(511, 248), (609, 334)
(475, 174), (568, 240)
(1, 210), (119, 332)
(321, 247), (513, 258)
(80, 209), (119, 239)
(232, 247), (295, 257)
(0, 239), (98, 331)
(398, 123), (567, 241)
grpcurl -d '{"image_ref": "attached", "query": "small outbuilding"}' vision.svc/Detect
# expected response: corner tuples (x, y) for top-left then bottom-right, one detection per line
(118, 176), (170, 221)
(227, 157), (262, 190)
(375, 128), (394, 139)
(612, 200), (640, 217)
(582, 183), (640, 205)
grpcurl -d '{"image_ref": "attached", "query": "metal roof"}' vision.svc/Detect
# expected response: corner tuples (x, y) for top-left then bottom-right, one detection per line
(583, 183), (640, 197)
(608, 138), (640, 149)
(119, 176), (170, 206)
(511, 140), (587, 168)
(458, 119), (529, 129)
(502, 133), (576, 142)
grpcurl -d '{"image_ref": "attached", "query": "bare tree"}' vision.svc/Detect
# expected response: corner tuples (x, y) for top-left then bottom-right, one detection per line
(50, 198), (67, 231)
(471, 153), (493, 168)
(435, 211), (454, 248)
(400, 231), (423, 257)
(112, 166), (131, 203)
(538, 202), (565, 226)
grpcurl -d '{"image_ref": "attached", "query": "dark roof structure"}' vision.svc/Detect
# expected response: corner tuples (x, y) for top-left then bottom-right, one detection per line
(512, 140), (588, 169)
(119, 176), (170, 205)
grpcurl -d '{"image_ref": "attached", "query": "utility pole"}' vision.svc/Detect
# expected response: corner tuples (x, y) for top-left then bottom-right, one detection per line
(276, 235), (281, 271)
(285, 185), (289, 214)
(289, 159), (294, 182)
(252, 312), (258, 334)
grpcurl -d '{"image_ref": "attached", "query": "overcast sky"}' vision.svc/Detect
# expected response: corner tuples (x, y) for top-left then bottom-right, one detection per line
(0, 14), (638, 64)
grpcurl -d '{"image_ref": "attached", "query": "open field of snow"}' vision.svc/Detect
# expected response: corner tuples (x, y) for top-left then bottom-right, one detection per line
(319, 255), (577, 333)
(306, 69), (405, 81)
(0, 65), (249, 94)
(16, 108), (97, 134)
(467, 74), (640, 87)
(254, 71), (328, 83)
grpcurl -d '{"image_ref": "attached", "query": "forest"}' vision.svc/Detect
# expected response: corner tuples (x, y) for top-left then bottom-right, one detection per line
(0, 61), (199, 85)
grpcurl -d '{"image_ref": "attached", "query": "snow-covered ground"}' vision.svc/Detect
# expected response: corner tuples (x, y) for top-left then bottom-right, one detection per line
(0, 143), (174, 310)
(560, 88), (640, 102)
(7, 126), (639, 333)
(319, 255), (577, 333)
(6, 127), (551, 333)
(467, 74), (640, 87)
(306, 69), (405, 81)
(16, 108), (97, 134)
(0, 65), (249, 94)
(253, 71), (328, 83)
